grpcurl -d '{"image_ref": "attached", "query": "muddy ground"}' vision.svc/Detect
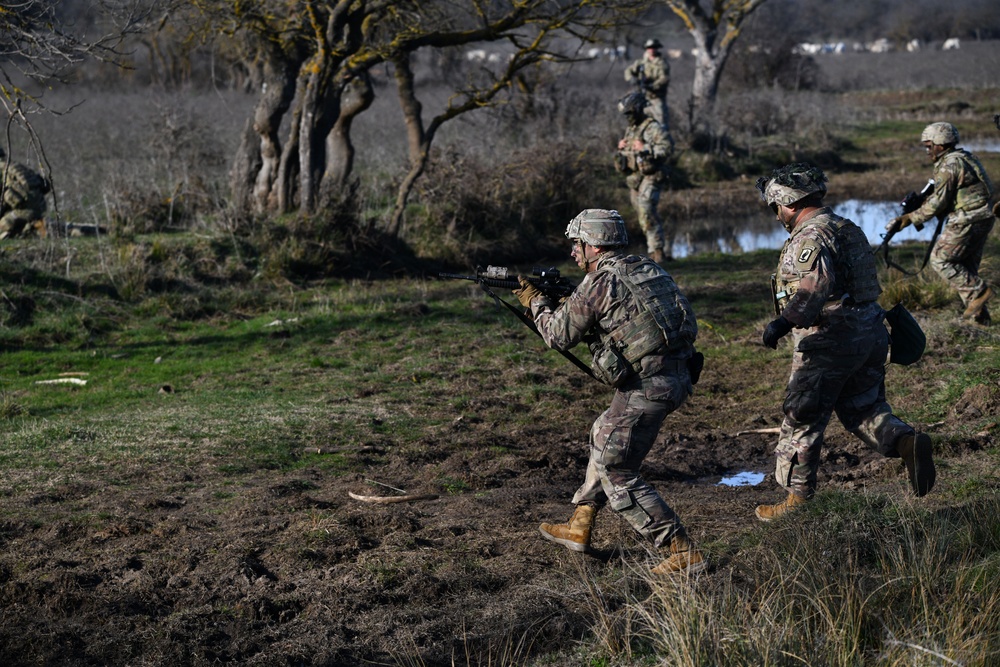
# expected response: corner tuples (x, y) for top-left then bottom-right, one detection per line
(1, 311), (995, 667)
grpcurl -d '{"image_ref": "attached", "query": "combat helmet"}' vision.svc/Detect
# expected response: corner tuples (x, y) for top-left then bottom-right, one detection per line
(755, 162), (828, 208)
(618, 92), (646, 119)
(921, 121), (959, 146)
(565, 209), (629, 248)
(644, 38), (663, 49)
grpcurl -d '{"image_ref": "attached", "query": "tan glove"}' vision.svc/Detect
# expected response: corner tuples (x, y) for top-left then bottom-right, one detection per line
(513, 276), (543, 308)
(886, 213), (915, 234)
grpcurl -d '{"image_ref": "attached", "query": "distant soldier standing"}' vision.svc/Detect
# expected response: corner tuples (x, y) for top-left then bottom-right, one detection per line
(0, 147), (50, 239)
(886, 122), (996, 325)
(624, 38), (670, 129)
(615, 92), (674, 263)
(755, 163), (935, 521)
(513, 208), (706, 575)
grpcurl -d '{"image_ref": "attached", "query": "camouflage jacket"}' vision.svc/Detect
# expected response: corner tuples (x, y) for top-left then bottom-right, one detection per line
(616, 118), (671, 175)
(624, 55), (669, 96)
(531, 252), (696, 381)
(911, 148), (995, 228)
(774, 208), (883, 338)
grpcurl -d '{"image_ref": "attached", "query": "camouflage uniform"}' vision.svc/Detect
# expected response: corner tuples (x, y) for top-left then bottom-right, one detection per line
(905, 147), (995, 312)
(531, 251), (698, 548)
(625, 50), (670, 129)
(0, 153), (49, 239)
(772, 208), (914, 497)
(616, 108), (673, 259)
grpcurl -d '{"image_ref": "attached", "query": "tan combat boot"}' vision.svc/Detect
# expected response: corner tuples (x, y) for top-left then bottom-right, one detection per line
(539, 505), (596, 553)
(897, 432), (935, 497)
(651, 534), (707, 575)
(755, 492), (809, 522)
(963, 286), (994, 319)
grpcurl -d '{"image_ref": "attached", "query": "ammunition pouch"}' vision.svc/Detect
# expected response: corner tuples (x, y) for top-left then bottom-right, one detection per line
(614, 153), (629, 173)
(885, 303), (925, 365)
(771, 274), (795, 317)
(637, 152), (658, 175)
(589, 341), (632, 388)
(620, 151), (639, 173)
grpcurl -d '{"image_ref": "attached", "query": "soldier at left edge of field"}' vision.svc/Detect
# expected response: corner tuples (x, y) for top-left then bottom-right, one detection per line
(0, 147), (50, 240)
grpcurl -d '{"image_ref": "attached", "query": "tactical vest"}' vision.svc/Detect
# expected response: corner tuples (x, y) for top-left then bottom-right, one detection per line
(940, 149), (993, 215)
(773, 212), (881, 313)
(594, 255), (697, 369)
(621, 119), (668, 175)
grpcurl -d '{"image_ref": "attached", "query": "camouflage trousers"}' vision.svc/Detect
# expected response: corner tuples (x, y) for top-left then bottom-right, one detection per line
(644, 93), (669, 131)
(930, 213), (995, 308)
(572, 371), (690, 548)
(628, 175), (671, 258)
(774, 326), (912, 497)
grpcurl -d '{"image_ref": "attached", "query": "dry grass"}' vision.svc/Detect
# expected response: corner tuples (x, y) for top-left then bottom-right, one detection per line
(574, 494), (1000, 666)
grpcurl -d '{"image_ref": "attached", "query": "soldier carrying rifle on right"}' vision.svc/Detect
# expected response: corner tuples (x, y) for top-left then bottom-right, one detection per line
(886, 122), (996, 326)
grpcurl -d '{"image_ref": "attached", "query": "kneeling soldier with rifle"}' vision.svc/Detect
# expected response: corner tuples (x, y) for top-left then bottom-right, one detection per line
(513, 208), (706, 575)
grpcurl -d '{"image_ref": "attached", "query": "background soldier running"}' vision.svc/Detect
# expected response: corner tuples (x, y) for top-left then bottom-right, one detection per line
(887, 122), (996, 325)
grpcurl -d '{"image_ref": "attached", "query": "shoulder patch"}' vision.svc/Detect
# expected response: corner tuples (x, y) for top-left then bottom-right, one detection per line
(796, 245), (818, 267)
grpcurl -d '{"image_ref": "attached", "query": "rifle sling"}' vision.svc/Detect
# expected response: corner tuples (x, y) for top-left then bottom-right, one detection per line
(478, 282), (597, 381)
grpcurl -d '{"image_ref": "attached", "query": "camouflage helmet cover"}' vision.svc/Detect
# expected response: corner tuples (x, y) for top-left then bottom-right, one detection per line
(921, 121), (959, 146)
(755, 162), (828, 207)
(618, 91), (646, 118)
(644, 38), (663, 49)
(565, 209), (629, 248)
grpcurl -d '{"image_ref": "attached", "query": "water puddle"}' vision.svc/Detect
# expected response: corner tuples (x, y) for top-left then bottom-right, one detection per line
(716, 471), (767, 487)
(961, 138), (1000, 153)
(673, 198), (938, 258)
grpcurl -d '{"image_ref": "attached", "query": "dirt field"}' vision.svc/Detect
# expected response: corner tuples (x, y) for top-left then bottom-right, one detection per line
(1, 308), (993, 667)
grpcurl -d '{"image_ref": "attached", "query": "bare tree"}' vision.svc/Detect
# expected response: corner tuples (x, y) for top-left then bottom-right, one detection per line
(1, 0), (146, 220)
(663, 0), (769, 145)
(187, 0), (642, 235)
(1, 0), (144, 115)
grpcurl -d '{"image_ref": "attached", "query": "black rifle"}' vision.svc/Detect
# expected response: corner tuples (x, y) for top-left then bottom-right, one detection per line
(440, 265), (594, 379)
(439, 265), (575, 301)
(880, 178), (935, 275)
(633, 63), (647, 93)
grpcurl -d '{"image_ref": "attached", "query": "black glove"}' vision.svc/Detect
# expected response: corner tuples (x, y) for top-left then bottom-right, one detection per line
(762, 316), (793, 349)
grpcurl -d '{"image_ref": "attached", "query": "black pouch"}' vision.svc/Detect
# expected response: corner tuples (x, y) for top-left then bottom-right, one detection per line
(687, 351), (705, 385)
(885, 303), (925, 365)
